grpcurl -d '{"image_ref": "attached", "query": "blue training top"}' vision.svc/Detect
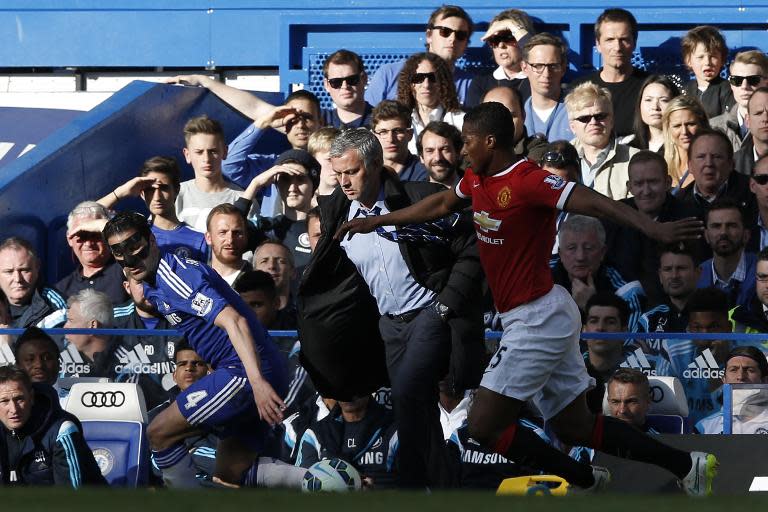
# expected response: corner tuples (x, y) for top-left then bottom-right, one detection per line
(143, 253), (282, 376)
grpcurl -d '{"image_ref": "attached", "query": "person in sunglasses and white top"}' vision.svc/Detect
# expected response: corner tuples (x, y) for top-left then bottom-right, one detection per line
(365, 5), (475, 106)
(397, 53), (465, 156)
(710, 51), (768, 153)
(464, 8), (534, 108)
(566, 82), (638, 200)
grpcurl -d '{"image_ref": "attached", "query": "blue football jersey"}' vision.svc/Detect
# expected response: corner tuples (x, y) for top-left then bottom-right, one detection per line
(152, 223), (209, 262)
(143, 253), (281, 375)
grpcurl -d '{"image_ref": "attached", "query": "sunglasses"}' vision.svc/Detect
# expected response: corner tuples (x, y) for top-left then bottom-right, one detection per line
(326, 73), (362, 89)
(109, 231), (148, 259)
(487, 30), (516, 48)
(540, 151), (577, 166)
(752, 174), (768, 185)
(411, 72), (437, 85)
(429, 25), (469, 41)
(729, 75), (764, 87)
(573, 112), (610, 124)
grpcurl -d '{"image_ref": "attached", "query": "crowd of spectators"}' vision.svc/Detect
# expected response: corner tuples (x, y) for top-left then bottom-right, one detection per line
(2, 4), (768, 491)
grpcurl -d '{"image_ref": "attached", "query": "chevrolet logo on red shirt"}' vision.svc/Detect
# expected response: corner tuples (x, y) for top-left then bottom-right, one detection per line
(473, 211), (502, 232)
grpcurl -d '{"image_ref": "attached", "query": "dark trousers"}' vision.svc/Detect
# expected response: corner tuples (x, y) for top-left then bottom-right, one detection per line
(379, 306), (454, 488)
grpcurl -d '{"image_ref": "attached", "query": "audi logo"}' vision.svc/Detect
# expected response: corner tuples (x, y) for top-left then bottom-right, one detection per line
(81, 391), (126, 408)
(650, 385), (665, 404)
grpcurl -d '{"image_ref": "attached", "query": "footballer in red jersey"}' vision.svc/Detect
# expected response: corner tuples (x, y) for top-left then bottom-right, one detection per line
(336, 102), (717, 495)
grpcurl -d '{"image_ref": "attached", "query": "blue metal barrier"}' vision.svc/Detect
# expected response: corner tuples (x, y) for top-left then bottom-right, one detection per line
(0, 328), (766, 342)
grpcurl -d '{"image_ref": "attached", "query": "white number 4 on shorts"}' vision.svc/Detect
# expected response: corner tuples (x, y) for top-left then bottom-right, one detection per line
(184, 390), (208, 410)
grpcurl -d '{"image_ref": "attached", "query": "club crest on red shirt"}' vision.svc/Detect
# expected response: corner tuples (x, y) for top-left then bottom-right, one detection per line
(497, 186), (512, 208)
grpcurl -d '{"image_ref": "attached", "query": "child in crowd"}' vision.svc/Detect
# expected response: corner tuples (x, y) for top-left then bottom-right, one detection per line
(681, 25), (735, 118)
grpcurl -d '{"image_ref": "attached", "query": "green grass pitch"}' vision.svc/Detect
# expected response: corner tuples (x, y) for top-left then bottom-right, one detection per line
(4, 489), (768, 512)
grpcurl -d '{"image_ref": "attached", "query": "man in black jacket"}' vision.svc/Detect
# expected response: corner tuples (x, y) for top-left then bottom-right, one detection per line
(676, 129), (754, 221)
(298, 128), (484, 489)
(603, 151), (699, 304)
(0, 237), (66, 330)
(0, 365), (105, 487)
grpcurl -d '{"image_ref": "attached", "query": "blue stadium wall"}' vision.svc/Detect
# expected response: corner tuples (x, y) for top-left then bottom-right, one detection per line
(1, 1), (767, 281)
(3, 1), (768, 99)
(0, 83), (285, 282)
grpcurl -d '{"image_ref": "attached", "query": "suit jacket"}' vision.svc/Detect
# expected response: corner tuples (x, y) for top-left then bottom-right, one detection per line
(298, 171), (485, 399)
(734, 137), (756, 176)
(603, 194), (699, 305)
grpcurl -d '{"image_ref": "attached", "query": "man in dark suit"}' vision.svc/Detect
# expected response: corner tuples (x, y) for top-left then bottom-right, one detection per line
(298, 128), (484, 489)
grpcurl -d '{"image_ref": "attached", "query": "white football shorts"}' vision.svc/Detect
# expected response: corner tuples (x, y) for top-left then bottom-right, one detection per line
(480, 284), (595, 420)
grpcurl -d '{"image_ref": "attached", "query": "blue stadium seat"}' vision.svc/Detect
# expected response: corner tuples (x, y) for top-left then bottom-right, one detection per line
(645, 414), (686, 434)
(82, 420), (150, 487)
(65, 383), (151, 487)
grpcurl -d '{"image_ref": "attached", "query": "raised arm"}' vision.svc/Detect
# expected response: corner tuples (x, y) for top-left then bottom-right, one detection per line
(563, 184), (703, 243)
(167, 74), (277, 124)
(214, 305), (285, 425)
(96, 176), (156, 209)
(335, 188), (469, 240)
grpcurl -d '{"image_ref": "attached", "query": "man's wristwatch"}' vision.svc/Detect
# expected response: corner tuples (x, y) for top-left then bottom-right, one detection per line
(432, 300), (452, 322)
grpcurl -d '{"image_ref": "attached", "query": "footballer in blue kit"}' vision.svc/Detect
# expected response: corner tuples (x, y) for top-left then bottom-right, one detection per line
(102, 211), (288, 487)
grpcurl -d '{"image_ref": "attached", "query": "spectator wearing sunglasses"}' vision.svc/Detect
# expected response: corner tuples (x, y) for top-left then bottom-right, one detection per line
(711, 51), (768, 152)
(397, 52), (465, 156)
(533, 141), (580, 260)
(570, 9), (648, 139)
(536, 140), (580, 183)
(747, 156), (768, 252)
(464, 9), (534, 108)
(521, 33), (573, 143)
(734, 87), (768, 176)
(565, 82), (638, 199)
(365, 5), (475, 106)
(321, 49), (374, 130)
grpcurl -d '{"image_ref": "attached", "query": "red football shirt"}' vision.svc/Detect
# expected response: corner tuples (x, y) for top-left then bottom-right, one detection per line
(456, 158), (575, 312)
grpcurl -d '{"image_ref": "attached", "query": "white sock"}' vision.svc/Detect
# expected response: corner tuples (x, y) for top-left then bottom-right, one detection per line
(254, 457), (306, 489)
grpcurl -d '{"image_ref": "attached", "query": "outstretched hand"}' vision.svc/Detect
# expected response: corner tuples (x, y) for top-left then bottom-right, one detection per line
(651, 217), (704, 244)
(251, 377), (286, 426)
(334, 217), (380, 241)
(165, 74), (209, 87)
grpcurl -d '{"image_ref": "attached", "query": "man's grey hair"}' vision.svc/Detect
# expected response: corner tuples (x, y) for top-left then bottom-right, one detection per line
(558, 214), (606, 246)
(67, 201), (110, 231)
(329, 128), (384, 174)
(68, 288), (114, 328)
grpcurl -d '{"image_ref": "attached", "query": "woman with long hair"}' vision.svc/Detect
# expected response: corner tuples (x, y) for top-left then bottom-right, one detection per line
(397, 52), (464, 154)
(629, 75), (680, 152)
(662, 95), (709, 191)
